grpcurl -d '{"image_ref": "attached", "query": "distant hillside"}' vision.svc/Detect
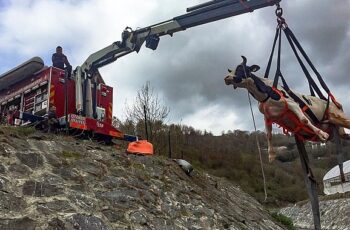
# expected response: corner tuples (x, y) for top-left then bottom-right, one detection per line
(0, 126), (285, 229)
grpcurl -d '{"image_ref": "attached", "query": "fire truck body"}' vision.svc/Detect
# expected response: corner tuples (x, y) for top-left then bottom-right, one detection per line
(0, 57), (123, 140)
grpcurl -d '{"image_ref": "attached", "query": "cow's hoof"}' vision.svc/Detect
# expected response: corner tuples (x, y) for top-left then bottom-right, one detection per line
(318, 130), (329, 141)
(268, 152), (276, 163)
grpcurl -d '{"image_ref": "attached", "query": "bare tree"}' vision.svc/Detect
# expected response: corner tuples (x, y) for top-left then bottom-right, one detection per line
(125, 81), (170, 139)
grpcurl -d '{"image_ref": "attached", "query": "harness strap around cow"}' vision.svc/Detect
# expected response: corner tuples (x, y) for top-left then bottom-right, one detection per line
(262, 23), (324, 128)
(262, 87), (330, 142)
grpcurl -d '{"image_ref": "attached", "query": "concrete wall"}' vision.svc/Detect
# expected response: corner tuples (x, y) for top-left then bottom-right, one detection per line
(323, 181), (350, 195)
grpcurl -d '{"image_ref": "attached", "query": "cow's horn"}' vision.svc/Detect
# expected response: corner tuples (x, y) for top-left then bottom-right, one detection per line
(241, 56), (247, 65)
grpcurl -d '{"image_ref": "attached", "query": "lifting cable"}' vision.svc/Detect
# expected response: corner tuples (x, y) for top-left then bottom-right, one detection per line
(231, 76), (268, 200)
(241, 63), (268, 202)
(247, 91), (268, 202)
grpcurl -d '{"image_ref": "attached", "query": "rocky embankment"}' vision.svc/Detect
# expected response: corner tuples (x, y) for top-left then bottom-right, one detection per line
(0, 127), (285, 229)
(279, 197), (350, 230)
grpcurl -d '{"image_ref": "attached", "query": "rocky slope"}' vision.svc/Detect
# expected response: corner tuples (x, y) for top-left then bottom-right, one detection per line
(0, 127), (285, 229)
(279, 197), (350, 229)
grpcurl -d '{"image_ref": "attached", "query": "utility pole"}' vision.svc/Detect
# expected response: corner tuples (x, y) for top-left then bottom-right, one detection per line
(168, 127), (172, 159)
(143, 105), (149, 140)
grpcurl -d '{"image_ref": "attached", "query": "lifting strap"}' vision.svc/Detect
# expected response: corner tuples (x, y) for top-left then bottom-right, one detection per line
(266, 25), (326, 100)
(265, 5), (342, 110)
(263, 6), (337, 127)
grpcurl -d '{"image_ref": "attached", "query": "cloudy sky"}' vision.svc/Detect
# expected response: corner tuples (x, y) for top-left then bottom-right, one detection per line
(0, 0), (349, 135)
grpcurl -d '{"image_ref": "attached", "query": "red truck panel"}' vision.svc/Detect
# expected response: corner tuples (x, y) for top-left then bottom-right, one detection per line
(97, 84), (113, 125)
(49, 68), (76, 118)
(68, 114), (123, 138)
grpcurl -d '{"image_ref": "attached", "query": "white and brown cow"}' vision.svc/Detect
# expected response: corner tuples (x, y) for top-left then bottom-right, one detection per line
(224, 56), (350, 162)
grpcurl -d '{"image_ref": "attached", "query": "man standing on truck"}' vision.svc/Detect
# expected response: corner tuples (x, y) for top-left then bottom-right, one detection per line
(52, 46), (72, 78)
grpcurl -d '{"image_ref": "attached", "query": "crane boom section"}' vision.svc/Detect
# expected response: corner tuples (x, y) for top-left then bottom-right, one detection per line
(81, 0), (280, 73)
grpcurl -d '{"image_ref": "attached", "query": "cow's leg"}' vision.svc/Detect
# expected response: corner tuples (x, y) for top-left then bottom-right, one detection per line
(287, 102), (329, 141)
(265, 117), (276, 162)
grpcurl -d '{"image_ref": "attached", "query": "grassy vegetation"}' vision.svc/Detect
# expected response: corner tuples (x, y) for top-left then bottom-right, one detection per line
(0, 125), (36, 137)
(270, 212), (295, 229)
(61, 150), (81, 159)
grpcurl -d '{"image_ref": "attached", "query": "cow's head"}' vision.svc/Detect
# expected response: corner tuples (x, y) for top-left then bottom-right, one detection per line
(224, 56), (260, 89)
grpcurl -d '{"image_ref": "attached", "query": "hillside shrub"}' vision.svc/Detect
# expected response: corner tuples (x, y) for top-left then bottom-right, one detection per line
(271, 212), (295, 229)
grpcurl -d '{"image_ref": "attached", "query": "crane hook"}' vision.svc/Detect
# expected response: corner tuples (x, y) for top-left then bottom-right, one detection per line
(275, 3), (287, 29)
(275, 3), (283, 17)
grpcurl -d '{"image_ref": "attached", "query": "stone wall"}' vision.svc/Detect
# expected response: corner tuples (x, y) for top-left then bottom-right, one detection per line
(279, 198), (350, 229)
(0, 131), (285, 229)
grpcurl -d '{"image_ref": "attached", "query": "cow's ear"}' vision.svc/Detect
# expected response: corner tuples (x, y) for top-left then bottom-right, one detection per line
(249, 65), (260, 72)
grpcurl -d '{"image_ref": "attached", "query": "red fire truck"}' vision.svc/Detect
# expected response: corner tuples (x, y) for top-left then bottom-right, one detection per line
(0, 57), (124, 142)
(0, 0), (280, 142)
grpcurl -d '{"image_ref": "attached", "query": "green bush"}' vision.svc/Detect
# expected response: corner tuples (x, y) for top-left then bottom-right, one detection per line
(271, 212), (295, 229)
(276, 149), (298, 162)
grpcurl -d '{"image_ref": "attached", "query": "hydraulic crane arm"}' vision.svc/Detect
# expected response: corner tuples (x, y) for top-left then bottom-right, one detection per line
(76, 0), (280, 119)
(80, 0), (281, 73)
